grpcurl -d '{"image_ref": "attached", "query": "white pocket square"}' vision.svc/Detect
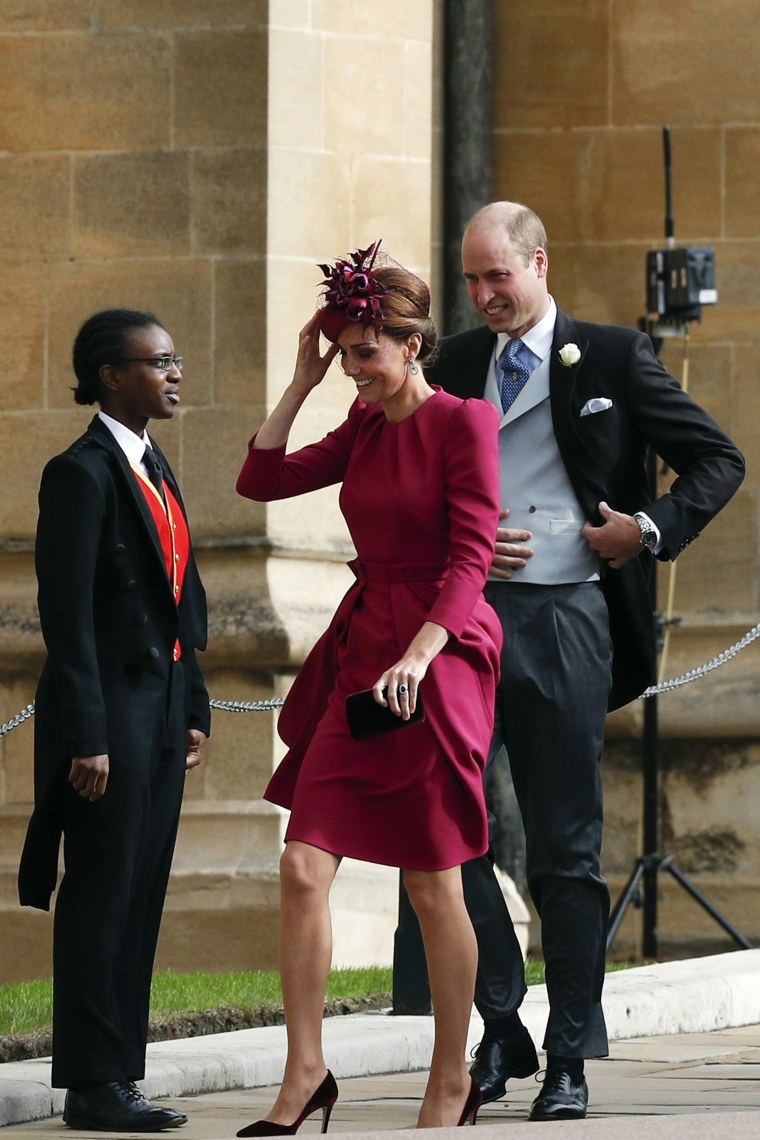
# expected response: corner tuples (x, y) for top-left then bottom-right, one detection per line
(580, 397), (613, 417)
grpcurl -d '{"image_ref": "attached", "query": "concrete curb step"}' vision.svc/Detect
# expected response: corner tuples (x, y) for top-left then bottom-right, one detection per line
(1, 949), (759, 1127)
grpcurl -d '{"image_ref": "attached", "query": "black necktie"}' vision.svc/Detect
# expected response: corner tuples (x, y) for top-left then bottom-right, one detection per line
(143, 446), (164, 495)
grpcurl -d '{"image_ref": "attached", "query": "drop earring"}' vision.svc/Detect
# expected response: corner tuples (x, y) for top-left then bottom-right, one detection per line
(408, 356), (419, 375)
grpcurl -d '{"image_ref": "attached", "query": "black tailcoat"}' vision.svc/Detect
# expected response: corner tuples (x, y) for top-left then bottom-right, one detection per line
(429, 312), (745, 709)
(18, 415), (210, 1087)
(399, 311), (748, 1056)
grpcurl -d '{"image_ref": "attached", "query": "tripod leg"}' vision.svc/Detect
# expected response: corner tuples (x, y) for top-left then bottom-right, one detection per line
(662, 858), (754, 950)
(607, 859), (646, 951)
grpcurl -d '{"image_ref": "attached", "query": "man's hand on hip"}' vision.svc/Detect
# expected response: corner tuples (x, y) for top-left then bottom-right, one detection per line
(582, 501), (643, 569)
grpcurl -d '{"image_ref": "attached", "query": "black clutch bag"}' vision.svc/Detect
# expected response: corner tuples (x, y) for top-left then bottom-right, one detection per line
(345, 687), (425, 741)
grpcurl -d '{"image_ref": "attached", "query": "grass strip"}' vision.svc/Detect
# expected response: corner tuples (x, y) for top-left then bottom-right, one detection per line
(0, 964), (549, 1039)
(0, 959), (632, 1062)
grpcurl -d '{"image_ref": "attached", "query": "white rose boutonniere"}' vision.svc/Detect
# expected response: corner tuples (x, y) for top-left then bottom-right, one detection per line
(558, 343), (581, 367)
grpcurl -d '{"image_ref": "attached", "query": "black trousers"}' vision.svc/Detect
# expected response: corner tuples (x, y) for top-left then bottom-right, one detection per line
(394, 582), (611, 1058)
(51, 661), (187, 1088)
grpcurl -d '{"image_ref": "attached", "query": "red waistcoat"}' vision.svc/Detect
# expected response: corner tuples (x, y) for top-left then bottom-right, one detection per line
(133, 470), (190, 661)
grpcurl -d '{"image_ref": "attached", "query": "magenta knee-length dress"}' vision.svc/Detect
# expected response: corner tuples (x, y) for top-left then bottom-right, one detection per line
(236, 389), (502, 871)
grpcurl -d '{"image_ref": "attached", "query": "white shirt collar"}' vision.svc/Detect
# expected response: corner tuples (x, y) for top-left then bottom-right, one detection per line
(495, 295), (557, 365)
(98, 411), (151, 469)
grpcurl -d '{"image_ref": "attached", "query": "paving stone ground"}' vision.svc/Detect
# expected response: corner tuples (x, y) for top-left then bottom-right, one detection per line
(5, 1025), (760, 1139)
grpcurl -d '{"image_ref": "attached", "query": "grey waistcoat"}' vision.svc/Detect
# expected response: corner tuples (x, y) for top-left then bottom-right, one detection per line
(485, 353), (600, 585)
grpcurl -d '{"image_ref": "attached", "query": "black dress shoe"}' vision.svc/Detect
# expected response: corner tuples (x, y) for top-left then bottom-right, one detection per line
(468, 1030), (539, 1102)
(528, 1069), (588, 1121)
(64, 1081), (188, 1131)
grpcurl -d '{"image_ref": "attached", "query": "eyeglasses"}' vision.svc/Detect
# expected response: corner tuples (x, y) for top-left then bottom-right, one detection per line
(119, 356), (184, 372)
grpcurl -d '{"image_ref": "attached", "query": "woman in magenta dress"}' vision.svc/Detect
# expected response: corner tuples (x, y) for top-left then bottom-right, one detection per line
(235, 244), (501, 1133)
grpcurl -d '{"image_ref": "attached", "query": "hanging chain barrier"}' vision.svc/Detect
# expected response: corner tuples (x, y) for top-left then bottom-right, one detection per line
(640, 619), (760, 698)
(2, 619), (759, 738)
(0, 696), (286, 737)
(0, 703), (36, 739)
(208, 697), (285, 714)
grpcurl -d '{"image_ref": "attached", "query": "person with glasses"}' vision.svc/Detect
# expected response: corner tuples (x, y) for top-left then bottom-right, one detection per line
(18, 309), (210, 1132)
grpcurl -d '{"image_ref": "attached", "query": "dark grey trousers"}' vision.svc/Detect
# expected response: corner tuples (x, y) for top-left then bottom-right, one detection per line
(486, 580), (612, 1057)
(393, 580), (611, 1058)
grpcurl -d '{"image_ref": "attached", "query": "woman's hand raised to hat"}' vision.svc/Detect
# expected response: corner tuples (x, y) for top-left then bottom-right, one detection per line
(292, 313), (340, 395)
(251, 314), (340, 451)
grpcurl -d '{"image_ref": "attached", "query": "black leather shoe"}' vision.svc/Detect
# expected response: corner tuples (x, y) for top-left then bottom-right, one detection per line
(528, 1070), (588, 1121)
(469, 1030), (539, 1102)
(63, 1081), (188, 1131)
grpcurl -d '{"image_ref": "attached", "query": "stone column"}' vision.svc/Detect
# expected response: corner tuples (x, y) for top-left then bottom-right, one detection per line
(0, 1), (437, 980)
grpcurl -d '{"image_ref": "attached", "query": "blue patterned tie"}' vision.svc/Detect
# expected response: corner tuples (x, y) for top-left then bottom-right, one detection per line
(497, 338), (531, 412)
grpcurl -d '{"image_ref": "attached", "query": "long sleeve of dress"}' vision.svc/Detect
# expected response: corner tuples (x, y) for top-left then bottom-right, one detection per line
(427, 399), (501, 639)
(236, 401), (364, 501)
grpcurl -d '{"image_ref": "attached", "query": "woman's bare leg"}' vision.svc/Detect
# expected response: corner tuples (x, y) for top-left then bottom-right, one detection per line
(264, 841), (340, 1124)
(404, 865), (477, 1128)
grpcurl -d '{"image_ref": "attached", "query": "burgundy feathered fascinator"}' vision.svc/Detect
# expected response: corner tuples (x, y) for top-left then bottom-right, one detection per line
(316, 240), (388, 342)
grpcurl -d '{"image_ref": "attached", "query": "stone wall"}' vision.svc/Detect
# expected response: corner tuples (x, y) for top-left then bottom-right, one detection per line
(1, 0), (759, 980)
(0, 0), (436, 981)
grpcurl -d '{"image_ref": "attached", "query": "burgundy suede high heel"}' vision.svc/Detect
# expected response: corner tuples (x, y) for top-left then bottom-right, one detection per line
(457, 1076), (483, 1127)
(236, 1071), (338, 1137)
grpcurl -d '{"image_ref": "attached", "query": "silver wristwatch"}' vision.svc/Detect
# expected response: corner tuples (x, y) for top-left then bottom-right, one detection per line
(634, 512), (657, 550)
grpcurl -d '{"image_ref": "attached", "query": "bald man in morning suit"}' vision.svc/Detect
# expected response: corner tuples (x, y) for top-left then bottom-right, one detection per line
(396, 202), (744, 1121)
